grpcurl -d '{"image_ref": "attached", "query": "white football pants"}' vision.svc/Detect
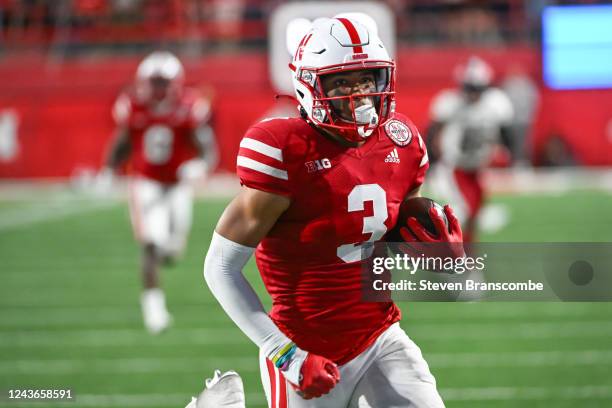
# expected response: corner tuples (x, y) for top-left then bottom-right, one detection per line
(259, 323), (445, 408)
(128, 177), (193, 257)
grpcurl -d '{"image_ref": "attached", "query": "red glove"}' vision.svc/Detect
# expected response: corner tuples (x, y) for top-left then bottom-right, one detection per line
(399, 205), (465, 262)
(292, 353), (340, 399)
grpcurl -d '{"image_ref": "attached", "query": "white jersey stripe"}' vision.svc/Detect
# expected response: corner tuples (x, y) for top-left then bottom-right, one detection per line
(420, 149), (429, 167)
(240, 138), (283, 162)
(417, 134), (429, 167)
(237, 156), (288, 180)
(274, 365), (281, 408)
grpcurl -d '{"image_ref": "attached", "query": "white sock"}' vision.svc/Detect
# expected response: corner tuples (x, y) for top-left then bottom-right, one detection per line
(140, 288), (171, 333)
(141, 288), (166, 312)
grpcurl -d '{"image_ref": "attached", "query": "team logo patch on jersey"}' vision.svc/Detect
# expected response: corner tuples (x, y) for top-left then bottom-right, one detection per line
(384, 120), (412, 147)
(305, 158), (332, 173)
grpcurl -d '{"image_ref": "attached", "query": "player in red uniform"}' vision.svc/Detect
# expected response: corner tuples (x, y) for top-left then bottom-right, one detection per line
(203, 17), (461, 407)
(100, 51), (217, 334)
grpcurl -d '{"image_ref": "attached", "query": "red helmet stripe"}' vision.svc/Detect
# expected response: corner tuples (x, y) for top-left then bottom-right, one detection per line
(294, 33), (313, 61)
(336, 18), (364, 54)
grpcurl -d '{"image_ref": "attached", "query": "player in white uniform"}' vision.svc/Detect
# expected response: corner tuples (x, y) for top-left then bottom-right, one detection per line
(426, 56), (513, 241)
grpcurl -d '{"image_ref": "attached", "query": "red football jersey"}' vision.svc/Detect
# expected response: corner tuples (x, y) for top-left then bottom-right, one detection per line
(113, 88), (210, 183)
(236, 114), (429, 365)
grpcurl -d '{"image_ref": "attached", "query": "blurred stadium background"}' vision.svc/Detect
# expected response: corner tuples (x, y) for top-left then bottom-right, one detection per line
(1, 1), (612, 407)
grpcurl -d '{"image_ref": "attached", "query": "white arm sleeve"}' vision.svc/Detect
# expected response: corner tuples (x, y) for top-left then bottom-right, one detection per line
(203, 231), (292, 358)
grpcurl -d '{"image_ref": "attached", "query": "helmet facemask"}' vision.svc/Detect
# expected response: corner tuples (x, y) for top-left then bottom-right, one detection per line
(149, 76), (172, 102)
(298, 61), (395, 143)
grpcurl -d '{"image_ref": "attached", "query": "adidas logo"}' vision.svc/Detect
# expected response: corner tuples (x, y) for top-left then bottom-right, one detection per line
(385, 148), (400, 164)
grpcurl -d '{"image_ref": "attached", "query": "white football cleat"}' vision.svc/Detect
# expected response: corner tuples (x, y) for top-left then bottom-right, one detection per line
(192, 370), (246, 408)
(184, 397), (198, 408)
(140, 288), (172, 334)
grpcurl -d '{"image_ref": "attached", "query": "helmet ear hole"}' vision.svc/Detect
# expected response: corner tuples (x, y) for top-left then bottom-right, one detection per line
(299, 106), (308, 119)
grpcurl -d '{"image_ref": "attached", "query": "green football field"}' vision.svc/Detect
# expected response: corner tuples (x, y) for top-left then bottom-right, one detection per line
(1, 190), (612, 407)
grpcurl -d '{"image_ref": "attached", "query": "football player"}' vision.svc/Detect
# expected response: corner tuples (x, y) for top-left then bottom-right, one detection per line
(203, 17), (461, 407)
(426, 56), (514, 242)
(100, 51), (218, 334)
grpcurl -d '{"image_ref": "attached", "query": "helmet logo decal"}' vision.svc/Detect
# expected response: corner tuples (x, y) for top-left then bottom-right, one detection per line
(384, 120), (412, 147)
(294, 33), (313, 62)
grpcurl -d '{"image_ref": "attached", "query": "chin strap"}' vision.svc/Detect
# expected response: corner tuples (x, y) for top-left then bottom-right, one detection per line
(357, 126), (375, 138)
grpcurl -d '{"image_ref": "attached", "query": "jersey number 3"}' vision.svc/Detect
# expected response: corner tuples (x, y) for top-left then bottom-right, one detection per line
(337, 184), (388, 263)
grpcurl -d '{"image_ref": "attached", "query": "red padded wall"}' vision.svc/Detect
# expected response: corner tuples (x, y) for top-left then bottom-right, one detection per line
(0, 47), (610, 179)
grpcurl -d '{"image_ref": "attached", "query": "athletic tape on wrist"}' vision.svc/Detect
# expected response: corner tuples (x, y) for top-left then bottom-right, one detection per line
(271, 343), (297, 369)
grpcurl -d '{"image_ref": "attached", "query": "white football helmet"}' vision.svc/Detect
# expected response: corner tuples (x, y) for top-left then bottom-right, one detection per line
(289, 17), (396, 142)
(135, 51), (185, 103)
(456, 56), (493, 90)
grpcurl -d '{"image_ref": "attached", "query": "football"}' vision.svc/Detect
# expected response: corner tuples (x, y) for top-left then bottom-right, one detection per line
(386, 197), (450, 242)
